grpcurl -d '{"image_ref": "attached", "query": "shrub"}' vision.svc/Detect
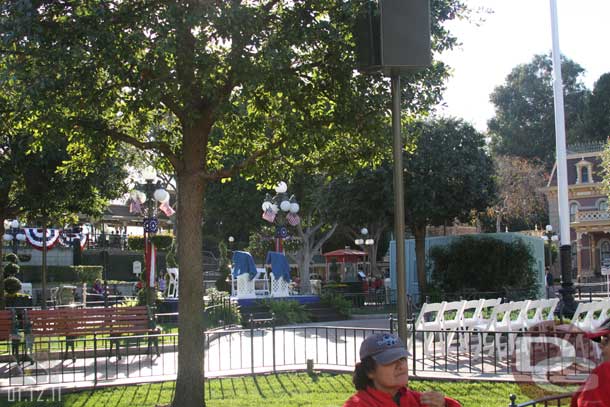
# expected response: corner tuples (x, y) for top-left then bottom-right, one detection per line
(263, 299), (311, 325)
(128, 235), (173, 251)
(74, 266), (103, 283)
(150, 235), (173, 250)
(128, 236), (145, 251)
(3, 262), (20, 277)
(320, 293), (352, 318)
(429, 236), (539, 299)
(3, 253), (19, 264)
(4, 276), (22, 295)
(215, 241), (231, 292)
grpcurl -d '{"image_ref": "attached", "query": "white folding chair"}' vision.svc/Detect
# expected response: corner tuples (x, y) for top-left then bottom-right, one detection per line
(166, 268), (179, 298)
(438, 300), (466, 354)
(476, 302), (524, 356)
(413, 302), (446, 355)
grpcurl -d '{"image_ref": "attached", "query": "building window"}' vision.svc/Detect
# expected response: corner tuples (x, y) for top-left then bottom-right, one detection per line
(576, 160), (593, 184)
(581, 166), (589, 183)
(601, 241), (610, 268)
(599, 199), (608, 212)
(570, 202), (579, 222)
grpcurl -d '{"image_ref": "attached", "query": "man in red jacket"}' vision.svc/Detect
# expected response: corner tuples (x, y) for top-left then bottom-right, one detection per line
(344, 333), (461, 407)
(571, 317), (610, 407)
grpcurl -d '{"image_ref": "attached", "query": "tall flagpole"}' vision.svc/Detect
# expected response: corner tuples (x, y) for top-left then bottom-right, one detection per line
(549, 0), (576, 316)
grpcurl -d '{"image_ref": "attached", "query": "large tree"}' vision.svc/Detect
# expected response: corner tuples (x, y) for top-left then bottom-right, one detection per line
(326, 163), (394, 276)
(585, 72), (610, 141)
(489, 54), (590, 168)
(0, 60), (127, 309)
(491, 155), (548, 232)
(0, 1), (468, 405)
(404, 117), (496, 295)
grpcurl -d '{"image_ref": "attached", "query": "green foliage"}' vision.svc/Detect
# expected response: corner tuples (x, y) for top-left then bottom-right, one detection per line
(489, 54), (590, 168)
(3, 253), (18, 264)
(2, 262), (19, 277)
(129, 235), (173, 251)
(430, 236), (539, 299)
(320, 293), (352, 318)
(3, 276), (22, 295)
(165, 242), (178, 268)
(205, 288), (240, 327)
(150, 235), (173, 251)
(74, 266), (103, 284)
(128, 236), (145, 251)
(585, 72), (610, 141)
(215, 241), (231, 292)
(263, 300), (311, 326)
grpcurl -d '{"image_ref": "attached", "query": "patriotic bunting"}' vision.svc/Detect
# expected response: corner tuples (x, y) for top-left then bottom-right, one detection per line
(23, 228), (61, 250)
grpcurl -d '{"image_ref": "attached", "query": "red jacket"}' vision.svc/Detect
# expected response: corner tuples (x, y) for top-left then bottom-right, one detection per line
(571, 361), (610, 407)
(343, 386), (461, 407)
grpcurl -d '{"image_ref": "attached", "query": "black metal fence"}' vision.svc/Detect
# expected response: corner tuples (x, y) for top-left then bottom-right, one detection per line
(0, 315), (597, 389)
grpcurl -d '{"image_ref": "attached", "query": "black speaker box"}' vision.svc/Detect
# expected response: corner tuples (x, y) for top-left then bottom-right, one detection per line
(355, 0), (431, 75)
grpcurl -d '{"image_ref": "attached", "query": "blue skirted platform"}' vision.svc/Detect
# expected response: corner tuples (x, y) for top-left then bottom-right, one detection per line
(233, 295), (319, 307)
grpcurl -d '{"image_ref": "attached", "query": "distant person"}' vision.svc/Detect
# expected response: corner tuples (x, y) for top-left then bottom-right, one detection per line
(571, 318), (610, 407)
(158, 272), (167, 294)
(343, 333), (461, 407)
(92, 279), (104, 295)
(545, 268), (554, 299)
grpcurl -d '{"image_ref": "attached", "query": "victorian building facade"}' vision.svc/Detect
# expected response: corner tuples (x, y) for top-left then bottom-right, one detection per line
(543, 142), (609, 281)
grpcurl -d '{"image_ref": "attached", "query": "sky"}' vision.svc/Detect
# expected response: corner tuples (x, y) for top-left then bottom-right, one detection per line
(438, 0), (610, 132)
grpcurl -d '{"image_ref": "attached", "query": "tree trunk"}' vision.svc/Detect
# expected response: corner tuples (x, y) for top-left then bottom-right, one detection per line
(0, 221), (5, 310)
(414, 224), (427, 298)
(296, 222), (337, 293)
(42, 223), (48, 309)
(496, 212), (502, 233)
(173, 169), (206, 406)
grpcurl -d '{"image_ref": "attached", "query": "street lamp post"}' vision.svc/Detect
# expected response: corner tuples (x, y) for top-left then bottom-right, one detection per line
(542, 225), (559, 270)
(261, 182), (300, 253)
(130, 166), (169, 306)
(3, 219), (26, 254)
(355, 227), (375, 276)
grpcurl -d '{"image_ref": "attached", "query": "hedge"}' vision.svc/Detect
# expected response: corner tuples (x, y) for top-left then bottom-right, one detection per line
(20, 265), (101, 283)
(128, 235), (173, 251)
(429, 236), (539, 299)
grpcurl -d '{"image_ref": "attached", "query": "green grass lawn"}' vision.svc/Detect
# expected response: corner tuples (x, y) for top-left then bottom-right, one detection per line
(0, 373), (575, 407)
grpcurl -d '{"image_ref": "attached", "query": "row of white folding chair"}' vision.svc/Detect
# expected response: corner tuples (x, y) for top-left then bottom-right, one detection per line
(475, 300), (533, 356)
(517, 298), (559, 331)
(571, 300), (610, 332)
(415, 298), (502, 355)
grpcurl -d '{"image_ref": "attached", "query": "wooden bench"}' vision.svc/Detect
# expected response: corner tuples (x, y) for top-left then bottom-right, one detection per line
(24, 306), (160, 361)
(0, 309), (20, 357)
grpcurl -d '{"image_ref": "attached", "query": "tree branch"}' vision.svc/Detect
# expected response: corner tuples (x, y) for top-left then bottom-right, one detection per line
(77, 118), (181, 170)
(202, 135), (284, 181)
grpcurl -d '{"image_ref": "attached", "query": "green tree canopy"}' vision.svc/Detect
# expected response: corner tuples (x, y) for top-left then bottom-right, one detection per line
(404, 117), (496, 293)
(488, 54), (590, 168)
(585, 72), (610, 141)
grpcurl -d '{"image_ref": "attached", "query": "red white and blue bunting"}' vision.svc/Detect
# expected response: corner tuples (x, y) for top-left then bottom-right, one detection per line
(22, 228), (88, 251)
(23, 228), (61, 250)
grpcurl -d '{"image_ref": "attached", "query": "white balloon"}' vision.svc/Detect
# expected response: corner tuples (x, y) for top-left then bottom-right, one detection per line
(137, 191), (147, 203)
(3, 234), (13, 241)
(289, 203), (300, 213)
(129, 190), (139, 200)
(275, 181), (288, 193)
(262, 201), (272, 211)
(280, 200), (291, 212)
(154, 188), (170, 203)
(16, 233), (26, 241)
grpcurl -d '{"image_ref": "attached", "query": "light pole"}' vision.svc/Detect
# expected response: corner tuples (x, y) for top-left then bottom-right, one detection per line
(3, 219), (26, 254)
(355, 227), (375, 276)
(542, 225), (559, 270)
(130, 166), (169, 306)
(261, 182), (300, 253)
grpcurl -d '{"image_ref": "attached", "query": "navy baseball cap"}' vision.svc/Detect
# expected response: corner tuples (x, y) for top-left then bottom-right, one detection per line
(585, 318), (610, 343)
(359, 333), (408, 365)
